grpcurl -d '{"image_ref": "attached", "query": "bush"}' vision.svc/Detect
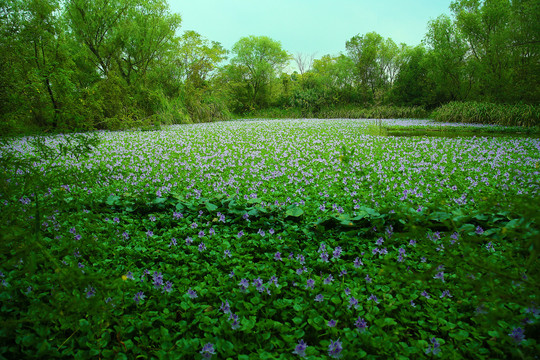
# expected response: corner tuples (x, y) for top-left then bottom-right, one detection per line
(432, 102), (540, 127)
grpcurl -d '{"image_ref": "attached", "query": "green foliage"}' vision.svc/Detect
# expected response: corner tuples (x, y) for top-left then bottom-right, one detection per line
(1, 120), (539, 358)
(226, 36), (291, 111)
(1, 0), (538, 132)
(432, 102), (540, 127)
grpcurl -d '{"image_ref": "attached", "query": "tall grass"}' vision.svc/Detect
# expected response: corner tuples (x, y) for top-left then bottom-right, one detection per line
(238, 105), (429, 120)
(431, 102), (540, 127)
(316, 105), (429, 119)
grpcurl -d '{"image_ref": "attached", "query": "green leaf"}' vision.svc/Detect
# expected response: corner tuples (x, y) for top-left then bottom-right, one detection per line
(205, 202), (218, 212)
(285, 207), (304, 217)
(450, 330), (469, 341)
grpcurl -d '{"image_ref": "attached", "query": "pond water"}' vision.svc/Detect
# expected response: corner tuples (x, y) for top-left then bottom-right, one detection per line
(385, 128), (538, 138)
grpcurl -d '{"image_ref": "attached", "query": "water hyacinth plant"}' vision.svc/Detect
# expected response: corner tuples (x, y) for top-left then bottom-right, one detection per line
(0, 119), (538, 358)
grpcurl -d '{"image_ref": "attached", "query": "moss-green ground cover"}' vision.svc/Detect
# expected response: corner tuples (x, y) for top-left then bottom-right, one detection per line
(1, 119), (539, 359)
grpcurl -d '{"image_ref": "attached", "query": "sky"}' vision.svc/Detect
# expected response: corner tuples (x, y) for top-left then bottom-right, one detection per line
(168, 0), (453, 58)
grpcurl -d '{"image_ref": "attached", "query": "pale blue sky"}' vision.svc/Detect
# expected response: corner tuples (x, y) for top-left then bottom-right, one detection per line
(168, 0), (452, 56)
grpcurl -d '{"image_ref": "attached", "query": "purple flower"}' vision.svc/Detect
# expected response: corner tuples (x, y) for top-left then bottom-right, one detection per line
(122, 231), (129, 240)
(320, 252), (329, 262)
(508, 327), (525, 344)
(229, 313), (240, 329)
(323, 274), (334, 285)
(376, 237), (384, 246)
(242, 213), (249, 220)
(486, 242), (495, 252)
(434, 272), (445, 282)
(85, 286), (96, 298)
(198, 230), (205, 238)
(152, 272), (163, 289)
(239, 278), (249, 291)
(355, 317), (368, 332)
(339, 269), (347, 277)
(475, 226), (484, 235)
(268, 228), (275, 235)
(224, 249), (231, 258)
(173, 211), (183, 219)
(353, 257), (363, 268)
(185, 236), (193, 245)
(187, 288), (198, 299)
(409, 239), (416, 246)
(305, 278), (315, 289)
(296, 268), (304, 275)
(229, 271), (235, 278)
(297, 254), (305, 264)
(274, 252), (282, 261)
(328, 339), (343, 358)
(169, 238), (177, 247)
(162, 281), (173, 293)
(191, 222), (198, 229)
(368, 294), (379, 304)
(220, 300), (231, 314)
(209, 228), (215, 236)
(525, 306), (539, 316)
(425, 337), (441, 355)
(421, 257), (427, 263)
(133, 291), (145, 304)
(146, 230), (153, 237)
(365, 274), (372, 283)
(385, 225), (393, 237)
(332, 246), (342, 259)
(348, 297), (359, 309)
(270, 275), (279, 287)
(344, 288), (351, 296)
(421, 290), (430, 299)
(328, 319), (337, 327)
(237, 231), (244, 238)
(440, 290), (452, 298)
(198, 242), (206, 252)
(410, 300), (416, 307)
(315, 294), (324, 302)
(149, 215), (156, 222)
(293, 339), (308, 357)
(200, 342), (216, 359)
(126, 271), (134, 280)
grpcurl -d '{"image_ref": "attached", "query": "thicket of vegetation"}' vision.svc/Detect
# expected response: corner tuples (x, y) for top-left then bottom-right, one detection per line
(1, 0), (538, 133)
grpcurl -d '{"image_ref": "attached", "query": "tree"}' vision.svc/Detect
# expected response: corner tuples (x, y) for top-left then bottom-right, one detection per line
(451, 0), (539, 102)
(178, 30), (227, 87)
(294, 52), (316, 76)
(0, 0), (80, 129)
(510, 0), (540, 102)
(228, 35), (291, 110)
(450, 0), (513, 101)
(346, 32), (400, 102)
(423, 15), (469, 103)
(390, 45), (432, 106)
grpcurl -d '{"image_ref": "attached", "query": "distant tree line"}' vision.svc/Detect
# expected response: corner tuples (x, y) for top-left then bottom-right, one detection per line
(0, 0), (538, 132)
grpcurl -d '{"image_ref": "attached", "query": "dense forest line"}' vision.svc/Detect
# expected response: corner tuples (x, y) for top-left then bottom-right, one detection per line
(0, 0), (538, 133)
